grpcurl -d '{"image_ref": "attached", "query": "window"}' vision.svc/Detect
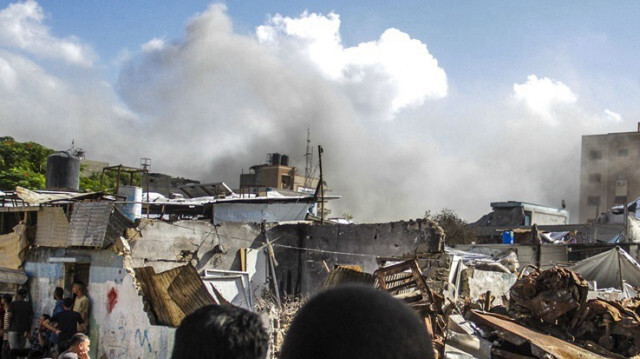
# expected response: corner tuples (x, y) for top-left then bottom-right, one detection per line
(618, 149), (629, 157)
(281, 175), (292, 189)
(587, 196), (601, 206)
(588, 173), (601, 183)
(589, 150), (602, 160)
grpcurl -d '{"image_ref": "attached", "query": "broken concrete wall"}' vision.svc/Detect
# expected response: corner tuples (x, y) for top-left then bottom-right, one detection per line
(269, 219), (443, 296)
(24, 247), (175, 359)
(130, 219), (264, 272)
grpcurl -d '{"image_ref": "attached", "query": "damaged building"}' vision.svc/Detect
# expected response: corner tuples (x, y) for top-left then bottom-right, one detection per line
(5, 148), (640, 359)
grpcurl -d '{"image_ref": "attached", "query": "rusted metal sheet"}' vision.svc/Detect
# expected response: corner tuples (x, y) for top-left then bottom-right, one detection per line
(134, 264), (215, 327)
(68, 202), (133, 248)
(470, 310), (604, 359)
(508, 266), (640, 357)
(35, 207), (69, 247)
(509, 266), (588, 326)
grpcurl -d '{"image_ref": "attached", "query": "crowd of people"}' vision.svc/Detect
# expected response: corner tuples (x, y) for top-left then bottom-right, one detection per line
(171, 285), (435, 359)
(0, 282), (91, 359)
(0, 282), (433, 359)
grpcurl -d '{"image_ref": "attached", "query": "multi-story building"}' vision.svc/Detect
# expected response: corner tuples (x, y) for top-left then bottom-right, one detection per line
(239, 153), (319, 194)
(579, 124), (640, 223)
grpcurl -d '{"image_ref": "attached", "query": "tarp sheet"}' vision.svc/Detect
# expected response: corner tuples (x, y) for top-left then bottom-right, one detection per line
(569, 247), (640, 289)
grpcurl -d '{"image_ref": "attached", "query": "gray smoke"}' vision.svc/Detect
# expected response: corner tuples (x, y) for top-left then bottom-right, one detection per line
(0, 2), (630, 223)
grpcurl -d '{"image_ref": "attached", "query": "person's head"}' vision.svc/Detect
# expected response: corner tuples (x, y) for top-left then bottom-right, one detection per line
(16, 288), (27, 300)
(62, 297), (74, 310)
(72, 281), (86, 296)
(54, 287), (64, 300)
(39, 314), (50, 326)
(1, 294), (12, 307)
(171, 305), (268, 359)
(280, 285), (435, 359)
(68, 333), (90, 355)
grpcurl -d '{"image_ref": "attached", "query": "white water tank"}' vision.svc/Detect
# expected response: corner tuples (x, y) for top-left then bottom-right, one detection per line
(118, 186), (142, 220)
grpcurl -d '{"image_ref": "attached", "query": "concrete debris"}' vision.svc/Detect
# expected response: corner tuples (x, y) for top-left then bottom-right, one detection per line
(256, 295), (305, 359)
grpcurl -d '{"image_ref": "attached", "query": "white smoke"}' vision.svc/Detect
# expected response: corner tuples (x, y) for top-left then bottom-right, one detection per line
(0, 1), (632, 223)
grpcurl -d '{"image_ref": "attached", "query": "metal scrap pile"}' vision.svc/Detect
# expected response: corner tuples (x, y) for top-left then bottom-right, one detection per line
(503, 266), (640, 358)
(508, 266), (588, 326)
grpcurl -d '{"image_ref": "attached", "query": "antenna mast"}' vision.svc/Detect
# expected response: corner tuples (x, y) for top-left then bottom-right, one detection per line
(304, 129), (313, 189)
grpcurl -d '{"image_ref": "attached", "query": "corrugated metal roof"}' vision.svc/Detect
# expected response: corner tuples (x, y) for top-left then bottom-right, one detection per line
(68, 202), (133, 248)
(35, 207), (69, 247)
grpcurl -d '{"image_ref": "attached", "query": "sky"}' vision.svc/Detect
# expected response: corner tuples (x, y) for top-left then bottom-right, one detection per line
(2, 0), (639, 223)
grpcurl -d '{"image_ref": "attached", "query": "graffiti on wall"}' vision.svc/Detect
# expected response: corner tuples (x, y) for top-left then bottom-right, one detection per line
(107, 287), (118, 314)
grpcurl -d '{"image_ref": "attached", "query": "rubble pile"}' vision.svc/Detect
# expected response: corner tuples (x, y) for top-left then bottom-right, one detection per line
(374, 259), (447, 358)
(509, 266), (588, 326)
(503, 266), (640, 358)
(573, 298), (640, 357)
(256, 295), (306, 359)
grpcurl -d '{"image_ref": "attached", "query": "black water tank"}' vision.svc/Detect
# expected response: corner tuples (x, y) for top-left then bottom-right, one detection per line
(46, 151), (80, 191)
(281, 154), (289, 166)
(271, 153), (281, 166)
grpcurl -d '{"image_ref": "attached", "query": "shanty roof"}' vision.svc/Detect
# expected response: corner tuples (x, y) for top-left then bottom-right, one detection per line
(179, 182), (235, 199)
(1, 186), (104, 207)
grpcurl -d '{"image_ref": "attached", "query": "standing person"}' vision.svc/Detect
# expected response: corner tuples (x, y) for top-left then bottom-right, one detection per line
(49, 287), (65, 348)
(58, 333), (90, 359)
(71, 282), (89, 333)
(52, 288), (64, 317)
(9, 314), (52, 359)
(45, 298), (84, 354)
(0, 295), (12, 359)
(7, 289), (33, 351)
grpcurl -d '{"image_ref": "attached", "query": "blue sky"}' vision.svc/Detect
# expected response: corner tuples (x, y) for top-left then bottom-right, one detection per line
(2, 0), (639, 222)
(36, 1), (640, 87)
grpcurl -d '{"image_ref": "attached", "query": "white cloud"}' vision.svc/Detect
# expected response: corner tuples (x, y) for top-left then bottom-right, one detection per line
(257, 11), (447, 117)
(141, 37), (166, 52)
(0, 0), (94, 66)
(3, 1), (634, 224)
(604, 108), (622, 123)
(513, 75), (577, 124)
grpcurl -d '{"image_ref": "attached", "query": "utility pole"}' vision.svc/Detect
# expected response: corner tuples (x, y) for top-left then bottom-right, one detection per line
(314, 145), (324, 224)
(304, 129), (313, 190)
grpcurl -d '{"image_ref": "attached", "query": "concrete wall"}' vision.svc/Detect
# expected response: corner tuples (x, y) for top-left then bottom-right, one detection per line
(268, 219), (442, 296)
(25, 248), (175, 359)
(21, 218), (443, 358)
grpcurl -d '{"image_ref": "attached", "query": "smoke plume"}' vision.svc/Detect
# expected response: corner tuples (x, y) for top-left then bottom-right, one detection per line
(0, 1), (630, 222)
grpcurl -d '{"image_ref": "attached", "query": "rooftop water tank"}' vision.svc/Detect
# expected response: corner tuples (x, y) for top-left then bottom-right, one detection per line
(281, 154), (289, 166)
(271, 153), (281, 166)
(46, 151), (80, 191)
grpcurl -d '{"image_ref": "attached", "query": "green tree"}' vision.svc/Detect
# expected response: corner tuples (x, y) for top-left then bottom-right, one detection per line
(424, 208), (477, 245)
(0, 137), (54, 190)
